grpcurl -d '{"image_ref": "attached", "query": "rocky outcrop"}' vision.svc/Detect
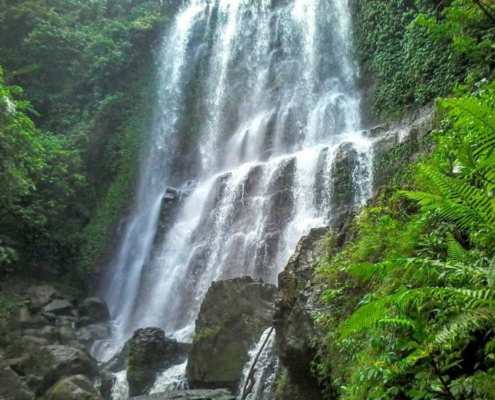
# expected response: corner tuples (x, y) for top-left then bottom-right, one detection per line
(370, 106), (435, 188)
(1, 284), (111, 399)
(274, 227), (329, 400)
(11, 343), (98, 394)
(7, 286), (112, 352)
(127, 327), (184, 397)
(130, 389), (236, 400)
(76, 323), (112, 348)
(186, 276), (277, 391)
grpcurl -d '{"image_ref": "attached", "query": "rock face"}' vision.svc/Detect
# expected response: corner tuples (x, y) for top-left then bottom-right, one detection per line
(45, 375), (103, 400)
(0, 356), (35, 400)
(14, 343), (98, 394)
(127, 327), (183, 397)
(274, 227), (329, 400)
(370, 106), (435, 188)
(330, 142), (359, 228)
(130, 389), (236, 400)
(186, 276), (277, 390)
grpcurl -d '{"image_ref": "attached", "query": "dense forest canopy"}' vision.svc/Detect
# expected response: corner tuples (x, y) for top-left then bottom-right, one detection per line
(0, 0), (171, 281)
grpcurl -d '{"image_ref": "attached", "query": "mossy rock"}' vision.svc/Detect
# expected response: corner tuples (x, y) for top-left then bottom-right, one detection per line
(45, 375), (102, 400)
(186, 277), (276, 390)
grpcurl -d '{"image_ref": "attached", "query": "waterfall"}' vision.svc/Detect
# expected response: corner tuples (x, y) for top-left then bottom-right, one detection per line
(98, 0), (372, 357)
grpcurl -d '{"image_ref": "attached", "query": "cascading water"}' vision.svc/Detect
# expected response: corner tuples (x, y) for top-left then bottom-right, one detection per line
(99, 0), (372, 383)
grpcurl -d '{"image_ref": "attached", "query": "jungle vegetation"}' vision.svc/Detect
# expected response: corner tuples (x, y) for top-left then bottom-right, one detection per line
(0, 0), (171, 283)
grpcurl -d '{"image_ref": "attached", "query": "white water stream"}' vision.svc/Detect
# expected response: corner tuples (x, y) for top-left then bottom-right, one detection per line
(100, 0), (373, 397)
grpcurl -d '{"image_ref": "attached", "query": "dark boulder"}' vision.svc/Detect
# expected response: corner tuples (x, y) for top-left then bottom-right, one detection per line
(127, 327), (183, 396)
(186, 276), (276, 390)
(99, 371), (115, 399)
(78, 297), (111, 325)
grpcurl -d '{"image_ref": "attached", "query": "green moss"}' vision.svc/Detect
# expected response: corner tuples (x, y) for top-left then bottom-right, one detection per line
(191, 323), (224, 344)
(0, 294), (22, 324)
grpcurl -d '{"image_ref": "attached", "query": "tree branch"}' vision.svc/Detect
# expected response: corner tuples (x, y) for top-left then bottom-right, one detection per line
(241, 327), (275, 400)
(473, 0), (495, 24)
(429, 354), (457, 400)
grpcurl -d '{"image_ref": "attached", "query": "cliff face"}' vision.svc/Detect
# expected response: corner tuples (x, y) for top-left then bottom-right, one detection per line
(274, 227), (329, 400)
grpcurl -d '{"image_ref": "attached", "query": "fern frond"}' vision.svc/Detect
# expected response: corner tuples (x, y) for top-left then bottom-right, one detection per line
(447, 236), (472, 264)
(340, 289), (429, 339)
(434, 308), (494, 346)
(439, 97), (495, 158)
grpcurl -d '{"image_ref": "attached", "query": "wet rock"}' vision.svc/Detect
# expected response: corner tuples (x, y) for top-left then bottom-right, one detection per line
(274, 227), (329, 400)
(43, 298), (74, 316)
(186, 276), (277, 390)
(127, 327), (183, 396)
(330, 142), (359, 228)
(130, 389), (235, 400)
(370, 106), (435, 188)
(154, 187), (183, 245)
(78, 297), (110, 325)
(45, 375), (102, 400)
(182, 180), (197, 197)
(76, 323), (111, 348)
(99, 371), (115, 399)
(254, 157), (295, 275)
(0, 357), (34, 400)
(314, 147), (330, 213)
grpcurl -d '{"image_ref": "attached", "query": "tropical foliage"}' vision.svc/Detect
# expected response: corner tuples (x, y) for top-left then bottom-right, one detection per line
(353, 0), (495, 117)
(0, 65), (84, 275)
(316, 80), (495, 399)
(0, 0), (168, 281)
